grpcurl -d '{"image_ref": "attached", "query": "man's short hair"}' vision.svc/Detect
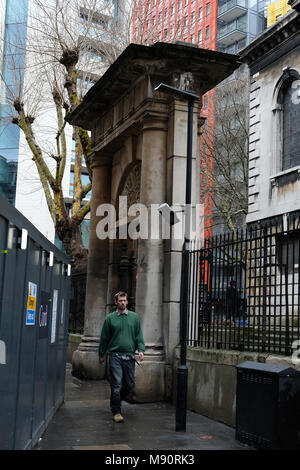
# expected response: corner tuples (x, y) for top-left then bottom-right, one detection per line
(114, 291), (128, 302)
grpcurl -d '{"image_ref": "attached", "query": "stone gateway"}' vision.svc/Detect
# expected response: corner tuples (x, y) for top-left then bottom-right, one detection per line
(67, 42), (239, 400)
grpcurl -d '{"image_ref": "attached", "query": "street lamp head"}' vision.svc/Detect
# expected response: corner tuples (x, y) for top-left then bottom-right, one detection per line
(155, 83), (199, 102)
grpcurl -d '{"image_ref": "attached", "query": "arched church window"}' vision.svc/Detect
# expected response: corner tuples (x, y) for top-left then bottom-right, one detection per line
(277, 72), (300, 171)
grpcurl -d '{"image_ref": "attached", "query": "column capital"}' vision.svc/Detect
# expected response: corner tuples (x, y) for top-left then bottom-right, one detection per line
(92, 151), (113, 168)
(140, 114), (169, 133)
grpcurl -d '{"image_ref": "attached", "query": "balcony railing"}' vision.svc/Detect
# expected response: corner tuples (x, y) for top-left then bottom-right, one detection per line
(218, 0), (248, 22)
(219, 0), (247, 15)
(217, 16), (247, 44)
(217, 38), (247, 54)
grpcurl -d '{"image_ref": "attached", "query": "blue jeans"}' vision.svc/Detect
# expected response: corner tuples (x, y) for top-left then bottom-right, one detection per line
(109, 354), (135, 415)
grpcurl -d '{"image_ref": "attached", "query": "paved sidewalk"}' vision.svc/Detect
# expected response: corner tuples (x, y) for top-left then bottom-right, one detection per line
(34, 364), (249, 451)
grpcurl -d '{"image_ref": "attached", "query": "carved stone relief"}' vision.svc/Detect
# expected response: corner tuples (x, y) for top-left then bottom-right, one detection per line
(119, 162), (141, 211)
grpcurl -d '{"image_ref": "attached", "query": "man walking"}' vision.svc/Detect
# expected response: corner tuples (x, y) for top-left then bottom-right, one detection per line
(98, 291), (145, 423)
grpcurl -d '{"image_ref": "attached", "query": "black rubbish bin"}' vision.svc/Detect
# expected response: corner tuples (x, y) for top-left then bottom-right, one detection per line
(236, 361), (300, 450)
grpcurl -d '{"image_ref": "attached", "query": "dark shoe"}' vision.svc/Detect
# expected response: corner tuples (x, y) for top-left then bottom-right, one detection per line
(113, 413), (124, 423)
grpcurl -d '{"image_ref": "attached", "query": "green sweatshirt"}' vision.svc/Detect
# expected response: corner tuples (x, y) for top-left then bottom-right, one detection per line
(98, 310), (145, 357)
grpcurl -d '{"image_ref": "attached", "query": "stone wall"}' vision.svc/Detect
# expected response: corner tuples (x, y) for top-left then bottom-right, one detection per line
(246, 44), (300, 224)
(173, 346), (300, 427)
(67, 334), (82, 364)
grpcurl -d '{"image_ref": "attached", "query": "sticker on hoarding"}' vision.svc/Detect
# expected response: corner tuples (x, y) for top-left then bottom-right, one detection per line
(61, 299), (64, 325)
(26, 282), (37, 325)
(39, 291), (50, 339)
(51, 289), (58, 343)
(0, 340), (6, 364)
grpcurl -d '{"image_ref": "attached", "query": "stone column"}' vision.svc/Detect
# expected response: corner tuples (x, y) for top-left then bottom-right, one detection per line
(134, 116), (168, 401)
(72, 153), (112, 380)
(163, 99), (201, 365)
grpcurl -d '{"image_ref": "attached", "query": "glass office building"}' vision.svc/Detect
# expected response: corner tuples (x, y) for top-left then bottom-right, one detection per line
(0, 0), (29, 205)
(217, 0), (267, 54)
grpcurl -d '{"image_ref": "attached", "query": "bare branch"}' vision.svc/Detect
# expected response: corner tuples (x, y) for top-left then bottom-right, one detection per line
(201, 67), (250, 232)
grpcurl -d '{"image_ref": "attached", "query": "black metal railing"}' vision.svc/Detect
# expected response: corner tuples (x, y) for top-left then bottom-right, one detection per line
(187, 216), (300, 356)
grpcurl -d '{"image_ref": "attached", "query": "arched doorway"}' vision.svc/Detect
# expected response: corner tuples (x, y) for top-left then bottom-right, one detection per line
(113, 161), (141, 311)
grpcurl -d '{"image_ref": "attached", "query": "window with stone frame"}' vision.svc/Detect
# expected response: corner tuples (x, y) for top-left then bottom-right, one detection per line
(277, 72), (300, 171)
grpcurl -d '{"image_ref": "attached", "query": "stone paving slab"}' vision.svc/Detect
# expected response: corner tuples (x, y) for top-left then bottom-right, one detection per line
(34, 364), (249, 451)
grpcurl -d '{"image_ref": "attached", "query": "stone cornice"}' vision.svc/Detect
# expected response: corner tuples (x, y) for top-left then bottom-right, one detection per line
(288, 0), (300, 11)
(239, 8), (300, 71)
(91, 98), (170, 154)
(67, 42), (240, 130)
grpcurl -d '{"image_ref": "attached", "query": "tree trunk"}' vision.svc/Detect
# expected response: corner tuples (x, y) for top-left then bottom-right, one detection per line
(56, 218), (87, 272)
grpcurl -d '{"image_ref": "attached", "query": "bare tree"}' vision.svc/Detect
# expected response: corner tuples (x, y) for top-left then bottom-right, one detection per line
(200, 68), (250, 237)
(0, 0), (133, 270)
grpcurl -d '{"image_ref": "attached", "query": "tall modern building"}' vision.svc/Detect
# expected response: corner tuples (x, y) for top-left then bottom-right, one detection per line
(267, 0), (291, 25)
(132, 0), (218, 50)
(131, 0), (218, 139)
(0, 0), (119, 245)
(0, 0), (29, 206)
(217, 0), (267, 55)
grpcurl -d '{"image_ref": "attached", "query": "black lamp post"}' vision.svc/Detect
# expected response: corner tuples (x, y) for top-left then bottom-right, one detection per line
(155, 83), (199, 431)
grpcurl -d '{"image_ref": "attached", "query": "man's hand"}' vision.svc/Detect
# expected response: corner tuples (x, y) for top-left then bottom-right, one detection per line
(99, 357), (105, 365)
(138, 352), (144, 362)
